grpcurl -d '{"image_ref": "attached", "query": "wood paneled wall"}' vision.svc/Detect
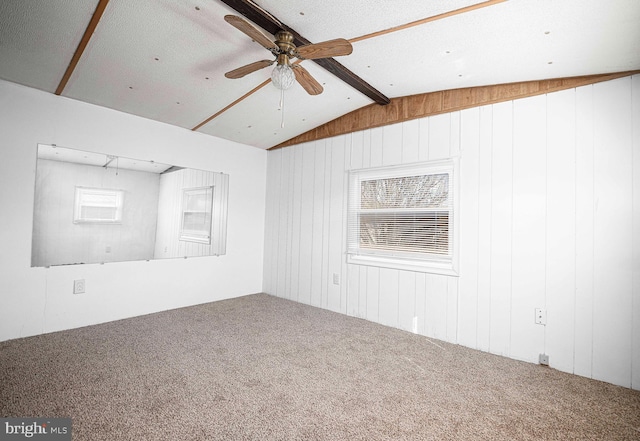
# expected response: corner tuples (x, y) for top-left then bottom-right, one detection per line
(263, 75), (640, 390)
(273, 71), (640, 149)
(154, 168), (227, 259)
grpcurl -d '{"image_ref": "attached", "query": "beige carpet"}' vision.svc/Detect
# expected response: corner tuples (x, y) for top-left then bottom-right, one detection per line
(1, 293), (639, 440)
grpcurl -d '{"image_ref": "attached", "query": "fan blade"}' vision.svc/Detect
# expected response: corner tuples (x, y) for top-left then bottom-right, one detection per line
(225, 60), (274, 79)
(224, 15), (277, 50)
(295, 39), (353, 60)
(293, 65), (323, 95)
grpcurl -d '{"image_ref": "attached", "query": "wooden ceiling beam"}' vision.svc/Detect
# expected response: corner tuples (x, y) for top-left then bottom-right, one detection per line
(192, 79), (271, 131)
(349, 0), (508, 43)
(218, 0), (390, 105)
(55, 0), (110, 95)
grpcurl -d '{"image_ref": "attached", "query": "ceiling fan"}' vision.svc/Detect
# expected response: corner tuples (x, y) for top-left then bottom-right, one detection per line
(223, 15), (353, 95)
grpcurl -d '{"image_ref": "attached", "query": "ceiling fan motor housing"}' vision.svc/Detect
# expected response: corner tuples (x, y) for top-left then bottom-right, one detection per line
(275, 30), (296, 57)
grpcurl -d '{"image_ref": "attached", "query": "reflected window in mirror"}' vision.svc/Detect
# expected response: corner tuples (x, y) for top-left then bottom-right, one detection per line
(180, 186), (213, 244)
(74, 187), (124, 224)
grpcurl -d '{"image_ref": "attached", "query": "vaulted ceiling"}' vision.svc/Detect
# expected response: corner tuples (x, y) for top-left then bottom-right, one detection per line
(1, 0), (638, 149)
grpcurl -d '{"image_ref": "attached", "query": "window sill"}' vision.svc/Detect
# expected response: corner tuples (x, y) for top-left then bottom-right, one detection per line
(179, 235), (211, 245)
(347, 253), (459, 276)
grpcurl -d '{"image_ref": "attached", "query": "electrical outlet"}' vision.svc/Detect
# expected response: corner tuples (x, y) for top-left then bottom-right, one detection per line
(539, 354), (549, 366)
(535, 308), (547, 325)
(73, 279), (85, 294)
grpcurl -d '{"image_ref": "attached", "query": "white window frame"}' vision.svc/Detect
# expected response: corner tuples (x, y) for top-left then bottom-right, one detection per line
(347, 159), (459, 276)
(179, 186), (214, 245)
(73, 187), (124, 224)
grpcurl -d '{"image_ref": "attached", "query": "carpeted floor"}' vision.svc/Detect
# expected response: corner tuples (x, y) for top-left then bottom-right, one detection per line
(1, 293), (639, 440)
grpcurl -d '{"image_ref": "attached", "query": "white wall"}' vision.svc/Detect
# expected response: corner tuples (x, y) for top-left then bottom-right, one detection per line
(32, 159), (160, 266)
(0, 79), (267, 342)
(263, 75), (640, 390)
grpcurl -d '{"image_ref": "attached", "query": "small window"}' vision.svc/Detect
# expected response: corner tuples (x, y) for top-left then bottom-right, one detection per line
(347, 159), (458, 275)
(180, 186), (214, 244)
(74, 187), (124, 223)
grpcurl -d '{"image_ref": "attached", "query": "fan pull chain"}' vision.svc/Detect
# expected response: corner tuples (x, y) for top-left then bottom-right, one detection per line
(280, 88), (286, 128)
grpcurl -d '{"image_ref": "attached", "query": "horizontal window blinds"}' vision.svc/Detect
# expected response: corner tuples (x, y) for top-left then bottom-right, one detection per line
(348, 161), (454, 263)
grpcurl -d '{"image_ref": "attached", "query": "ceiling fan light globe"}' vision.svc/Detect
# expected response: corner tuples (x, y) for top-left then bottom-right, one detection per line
(271, 64), (296, 90)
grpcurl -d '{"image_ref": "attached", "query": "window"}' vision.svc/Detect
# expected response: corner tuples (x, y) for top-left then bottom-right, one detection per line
(180, 186), (214, 244)
(347, 159), (458, 275)
(73, 187), (124, 223)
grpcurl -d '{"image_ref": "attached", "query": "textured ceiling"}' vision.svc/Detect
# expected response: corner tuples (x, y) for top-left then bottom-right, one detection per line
(0, 0), (638, 149)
